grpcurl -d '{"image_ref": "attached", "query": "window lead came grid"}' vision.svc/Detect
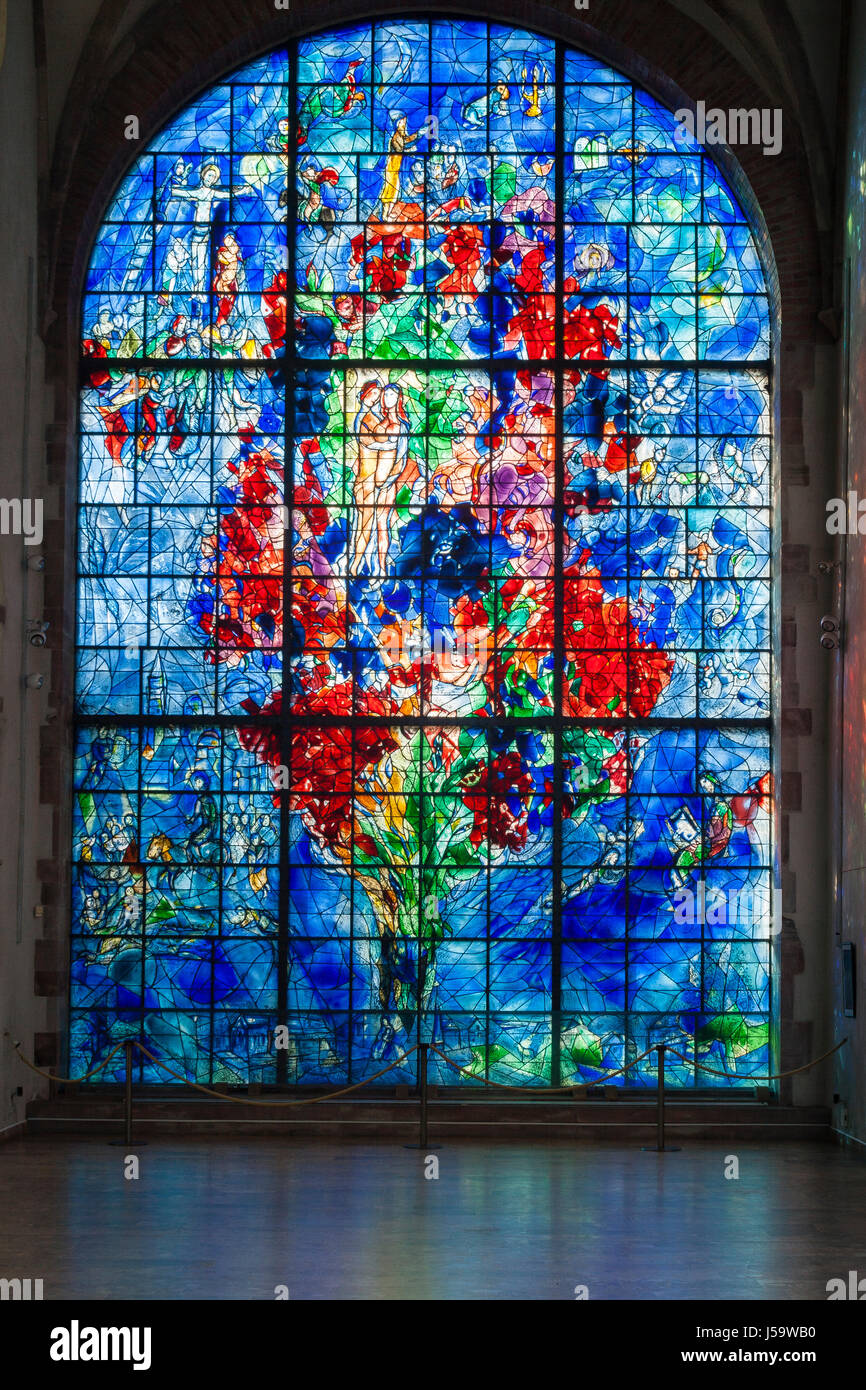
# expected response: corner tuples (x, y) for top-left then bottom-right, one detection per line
(73, 20), (774, 1091)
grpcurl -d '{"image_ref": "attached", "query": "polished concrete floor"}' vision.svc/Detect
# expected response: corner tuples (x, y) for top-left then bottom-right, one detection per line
(1, 1135), (864, 1299)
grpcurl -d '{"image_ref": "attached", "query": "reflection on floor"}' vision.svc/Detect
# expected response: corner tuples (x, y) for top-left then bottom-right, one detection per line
(0, 1136), (862, 1300)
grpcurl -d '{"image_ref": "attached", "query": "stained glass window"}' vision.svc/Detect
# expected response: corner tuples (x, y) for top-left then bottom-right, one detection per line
(73, 20), (773, 1088)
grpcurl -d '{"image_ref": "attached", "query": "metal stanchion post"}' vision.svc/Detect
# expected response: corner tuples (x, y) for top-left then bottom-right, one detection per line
(657, 1043), (666, 1150)
(418, 1042), (428, 1148)
(110, 1039), (146, 1146)
(642, 1044), (680, 1152)
(405, 1041), (438, 1149)
(123, 1039), (133, 1146)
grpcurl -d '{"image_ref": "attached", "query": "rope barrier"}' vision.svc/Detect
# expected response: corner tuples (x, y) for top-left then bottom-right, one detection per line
(5, 1032), (419, 1105)
(663, 1036), (848, 1083)
(133, 1039), (420, 1107)
(7, 1033), (847, 1098)
(7, 1029), (851, 1153)
(9, 1038), (128, 1084)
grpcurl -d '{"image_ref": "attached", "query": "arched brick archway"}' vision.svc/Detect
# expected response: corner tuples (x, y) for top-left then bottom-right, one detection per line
(37, 0), (831, 1099)
(46, 0), (832, 343)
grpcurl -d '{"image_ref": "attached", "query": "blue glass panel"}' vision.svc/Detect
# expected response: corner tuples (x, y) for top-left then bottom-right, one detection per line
(75, 21), (773, 1088)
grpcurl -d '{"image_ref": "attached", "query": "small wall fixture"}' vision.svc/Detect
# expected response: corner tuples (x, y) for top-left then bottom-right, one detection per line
(820, 615), (841, 650)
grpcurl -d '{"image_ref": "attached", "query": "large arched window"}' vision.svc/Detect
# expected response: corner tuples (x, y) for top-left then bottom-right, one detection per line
(73, 19), (773, 1088)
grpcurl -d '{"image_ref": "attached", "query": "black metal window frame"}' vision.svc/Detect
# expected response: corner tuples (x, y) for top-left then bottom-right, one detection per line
(74, 19), (775, 1091)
